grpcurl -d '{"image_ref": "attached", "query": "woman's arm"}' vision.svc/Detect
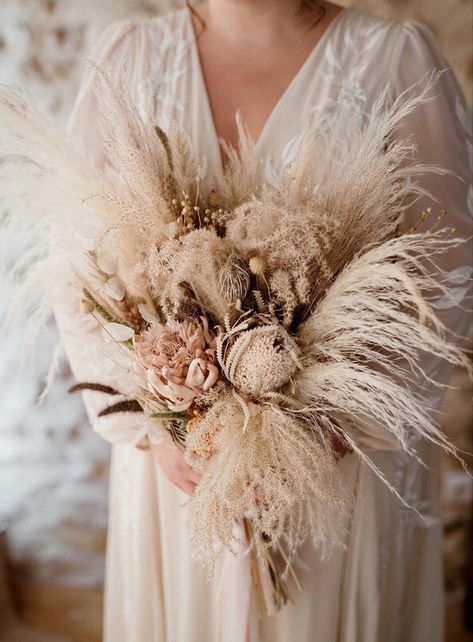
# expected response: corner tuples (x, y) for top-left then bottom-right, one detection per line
(59, 18), (203, 494)
(56, 20), (159, 447)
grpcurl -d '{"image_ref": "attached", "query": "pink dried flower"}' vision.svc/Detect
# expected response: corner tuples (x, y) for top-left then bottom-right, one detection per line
(134, 317), (220, 412)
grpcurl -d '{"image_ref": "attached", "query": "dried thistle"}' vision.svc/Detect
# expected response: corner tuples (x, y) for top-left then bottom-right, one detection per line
(218, 253), (250, 303)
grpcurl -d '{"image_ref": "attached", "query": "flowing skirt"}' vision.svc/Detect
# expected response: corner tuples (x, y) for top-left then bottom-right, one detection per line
(103, 442), (443, 642)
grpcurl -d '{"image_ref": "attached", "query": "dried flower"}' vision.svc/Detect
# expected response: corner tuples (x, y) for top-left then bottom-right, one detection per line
(134, 317), (220, 411)
(218, 253), (250, 303)
(248, 255), (266, 276)
(224, 325), (301, 398)
(186, 414), (220, 458)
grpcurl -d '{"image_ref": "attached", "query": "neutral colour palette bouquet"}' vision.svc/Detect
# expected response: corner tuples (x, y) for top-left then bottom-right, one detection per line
(0, 65), (470, 614)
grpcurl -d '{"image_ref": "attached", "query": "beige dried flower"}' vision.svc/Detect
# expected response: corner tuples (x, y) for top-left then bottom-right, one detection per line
(224, 325), (301, 398)
(134, 317), (220, 412)
(248, 255), (266, 276)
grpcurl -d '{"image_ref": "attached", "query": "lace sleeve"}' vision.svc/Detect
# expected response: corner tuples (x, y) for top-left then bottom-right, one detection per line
(342, 20), (472, 452)
(389, 20), (472, 379)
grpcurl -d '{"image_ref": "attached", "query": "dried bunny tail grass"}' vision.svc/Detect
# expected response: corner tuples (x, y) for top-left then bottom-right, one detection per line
(213, 114), (261, 208)
(295, 231), (472, 463)
(185, 392), (350, 573)
(0, 85), (122, 349)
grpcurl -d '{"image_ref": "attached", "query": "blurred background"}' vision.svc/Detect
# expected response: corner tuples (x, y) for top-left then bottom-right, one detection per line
(0, 1), (471, 641)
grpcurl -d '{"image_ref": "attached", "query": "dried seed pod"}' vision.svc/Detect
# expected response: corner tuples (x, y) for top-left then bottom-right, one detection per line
(207, 189), (222, 208)
(218, 253), (251, 303)
(176, 298), (202, 321)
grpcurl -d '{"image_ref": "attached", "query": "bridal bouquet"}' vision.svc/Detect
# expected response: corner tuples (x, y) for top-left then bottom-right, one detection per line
(0, 67), (470, 614)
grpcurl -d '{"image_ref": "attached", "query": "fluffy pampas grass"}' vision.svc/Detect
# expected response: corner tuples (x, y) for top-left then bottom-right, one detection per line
(186, 391), (349, 571)
(294, 232), (472, 458)
(0, 84), (117, 350)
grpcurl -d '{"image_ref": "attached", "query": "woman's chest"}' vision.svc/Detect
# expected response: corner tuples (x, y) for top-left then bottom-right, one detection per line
(138, 9), (396, 187)
(193, 30), (339, 151)
(196, 56), (300, 152)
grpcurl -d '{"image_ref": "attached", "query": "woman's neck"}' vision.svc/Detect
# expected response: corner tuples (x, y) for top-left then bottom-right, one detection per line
(194, 1), (334, 49)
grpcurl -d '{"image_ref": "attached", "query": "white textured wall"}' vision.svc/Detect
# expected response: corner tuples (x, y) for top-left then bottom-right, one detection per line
(0, 0), (471, 591)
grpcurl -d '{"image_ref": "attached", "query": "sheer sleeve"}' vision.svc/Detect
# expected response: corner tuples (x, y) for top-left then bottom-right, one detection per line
(54, 20), (161, 447)
(345, 20), (473, 452)
(66, 20), (138, 169)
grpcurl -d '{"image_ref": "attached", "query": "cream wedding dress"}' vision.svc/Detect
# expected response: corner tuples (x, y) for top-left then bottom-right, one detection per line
(55, 5), (472, 642)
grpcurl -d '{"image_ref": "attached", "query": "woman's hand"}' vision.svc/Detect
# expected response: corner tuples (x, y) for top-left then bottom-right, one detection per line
(150, 439), (203, 496)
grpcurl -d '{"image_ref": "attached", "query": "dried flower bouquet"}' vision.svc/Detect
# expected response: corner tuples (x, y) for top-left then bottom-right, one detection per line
(0, 68), (470, 615)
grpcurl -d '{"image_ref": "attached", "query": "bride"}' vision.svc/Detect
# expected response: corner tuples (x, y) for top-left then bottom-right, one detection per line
(56, 1), (472, 640)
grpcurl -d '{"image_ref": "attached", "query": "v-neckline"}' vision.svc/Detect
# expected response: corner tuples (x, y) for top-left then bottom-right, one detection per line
(185, 4), (350, 170)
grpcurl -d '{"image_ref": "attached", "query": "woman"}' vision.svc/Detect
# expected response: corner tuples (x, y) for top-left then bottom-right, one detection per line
(57, 1), (472, 640)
